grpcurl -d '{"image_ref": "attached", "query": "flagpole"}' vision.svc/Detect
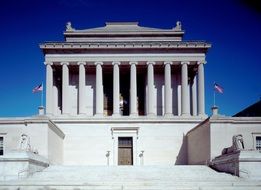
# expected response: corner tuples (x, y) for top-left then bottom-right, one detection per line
(214, 90), (216, 107)
(41, 82), (43, 107)
(213, 81), (216, 107)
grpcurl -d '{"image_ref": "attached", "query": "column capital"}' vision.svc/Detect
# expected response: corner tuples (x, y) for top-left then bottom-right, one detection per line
(146, 61), (156, 65)
(44, 62), (53, 66)
(95, 61), (103, 65)
(181, 61), (190, 65)
(61, 62), (69, 66)
(164, 61), (173, 65)
(129, 61), (138, 65)
(77, 61), (86, 65)
(197, 61), (207, 65)
(112, 61), (121, 65)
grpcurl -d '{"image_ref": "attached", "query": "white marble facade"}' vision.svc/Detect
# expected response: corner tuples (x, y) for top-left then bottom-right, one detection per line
(42, 22), (209, 118)
(40, 22), (211, 165)
(1, 22), (260, 169)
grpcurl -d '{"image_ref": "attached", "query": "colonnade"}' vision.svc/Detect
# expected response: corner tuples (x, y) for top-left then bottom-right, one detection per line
(45, 61), (205, 117)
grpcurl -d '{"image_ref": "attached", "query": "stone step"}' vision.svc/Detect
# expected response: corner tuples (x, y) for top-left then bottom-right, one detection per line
(2, 180), (261, 187)
(0, 185), (261, 190)
(30, 165), (239, 181)
(1, 165), (261, 190)
(1, 180), (261, 190)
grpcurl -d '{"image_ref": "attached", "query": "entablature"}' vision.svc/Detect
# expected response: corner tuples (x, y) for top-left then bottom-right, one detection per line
(44, 53), (206, 65)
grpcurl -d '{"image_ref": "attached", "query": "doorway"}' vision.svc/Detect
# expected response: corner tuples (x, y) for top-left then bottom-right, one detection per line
(118, 137), (133, 165)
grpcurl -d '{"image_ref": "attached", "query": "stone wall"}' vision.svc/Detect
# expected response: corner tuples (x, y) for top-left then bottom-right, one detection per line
(187, 118), (210, 165)
(186, 116), (261, 165)
(0, 117), (65, 164)
(55, 118), (200, 165)
(0, 150), (49, 180)
(210, 117), (261, 159)
(210, 150), (261, 180)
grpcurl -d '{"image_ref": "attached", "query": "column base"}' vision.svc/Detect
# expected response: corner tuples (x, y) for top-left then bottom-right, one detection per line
(198, 113), (208, 118)
(129, 113), (138, 117)
(181, 113), (191, 117)
(94, 113), (104, 117)
(78, 113), (87, 117)
(164, 113), (173, 117)
(112, 113), (120, 117)
(147, 113), (156, 117)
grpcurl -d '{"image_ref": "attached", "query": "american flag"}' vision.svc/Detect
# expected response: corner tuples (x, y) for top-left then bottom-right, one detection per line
(32, 84), (43, 93)
(214, 83), (224, 93)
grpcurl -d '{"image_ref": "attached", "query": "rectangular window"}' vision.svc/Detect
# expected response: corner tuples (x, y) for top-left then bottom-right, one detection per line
(0, 137), (3, 155)
(256, 136), (261, 150)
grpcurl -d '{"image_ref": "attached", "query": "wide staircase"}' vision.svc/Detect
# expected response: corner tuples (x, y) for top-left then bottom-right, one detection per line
(1, 165), (261, 190)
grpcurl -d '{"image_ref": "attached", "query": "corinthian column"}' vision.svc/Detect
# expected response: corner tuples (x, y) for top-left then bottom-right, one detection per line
(192, 74), (198, 116)
(95, 62), (103, 116)
(61, 62), (69, 115)
(198, 61), (206, 116)
(112, 62), (120, 116)
(181, 61), (190, 116)
(147, 61), (155, 116)
(130, 62), (138, 116)
(164, 61), (173, 116)
(78, 62), (86, 115)
(45, 62), (53, 115)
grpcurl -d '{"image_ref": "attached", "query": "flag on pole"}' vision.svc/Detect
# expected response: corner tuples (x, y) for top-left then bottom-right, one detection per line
(32, 83), (43, 93)
(214, 83), (224, 94)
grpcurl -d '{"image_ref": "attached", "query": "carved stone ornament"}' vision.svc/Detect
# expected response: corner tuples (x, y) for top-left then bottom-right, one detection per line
(173, 21), (182, 30)
(19, 133), (31, 151)
(222, 134), (245, 155)
(66, 22), (75, 31)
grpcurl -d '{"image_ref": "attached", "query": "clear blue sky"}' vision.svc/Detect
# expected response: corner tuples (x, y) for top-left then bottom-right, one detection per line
(0, 0), (260, 117)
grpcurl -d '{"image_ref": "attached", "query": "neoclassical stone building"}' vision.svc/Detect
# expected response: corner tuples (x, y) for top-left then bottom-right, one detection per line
(0, 22), (261, 181)
(42, 22), (209, 118)
(36, 21), (211, 165)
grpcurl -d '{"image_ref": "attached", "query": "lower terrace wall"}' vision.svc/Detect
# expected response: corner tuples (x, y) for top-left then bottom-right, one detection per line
(0, 117), (64, 164)
(186, 116), (261, 165)
(54, 118), (201, 165)
(210, 117), (261, 159)
(187, 118), (210, 165)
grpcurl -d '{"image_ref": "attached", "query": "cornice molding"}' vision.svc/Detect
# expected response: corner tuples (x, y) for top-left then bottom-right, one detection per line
(40, 41), (211, 50)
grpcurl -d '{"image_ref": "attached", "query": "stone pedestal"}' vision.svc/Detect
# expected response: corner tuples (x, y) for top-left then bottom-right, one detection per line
(209, 150), (261, 180)
(38, 106), (45, 115)
(211, 106), (219, 116)
(0, 150), (49, 180)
